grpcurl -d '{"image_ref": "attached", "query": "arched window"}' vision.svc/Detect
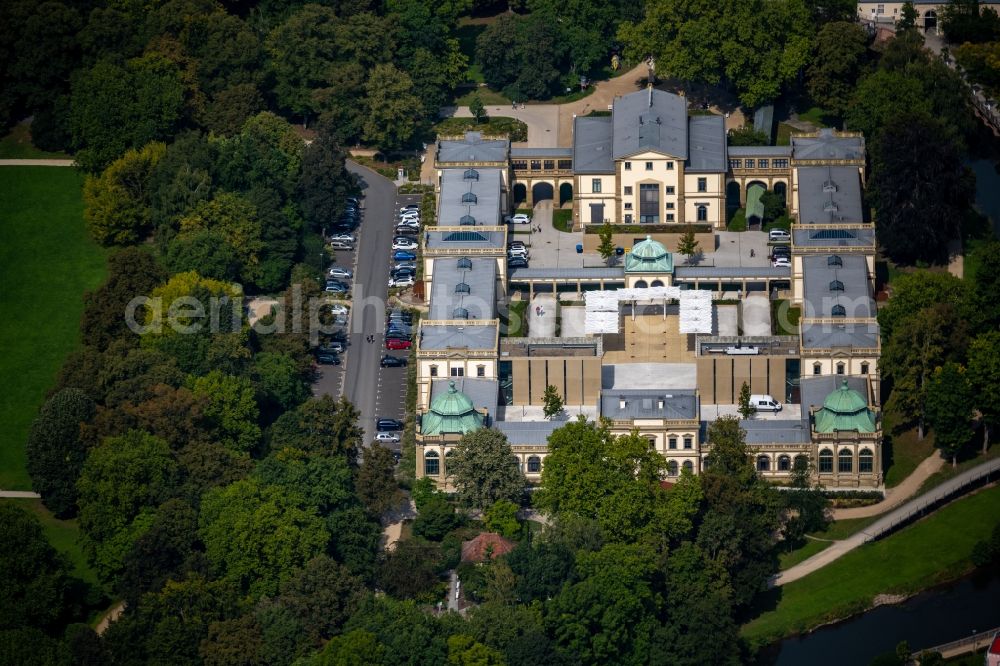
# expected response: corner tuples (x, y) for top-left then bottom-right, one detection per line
(697, 205), (708, 222)
(838, 449), (853, 473)
(794, 454), (809, 472)
(635, 280), (648, 288)
(445, 449), (455, 474)
(462, 192), (477, 204)
(667, 460), (678, 476)
(831, 304), (846, 317)
(819, 449), (833, 473)
(859, 448), (874, 473)
(430, 365), (439, 377)
(778, 455), (791, 471)
(682, 460), (694, 474)
(424, 450), (440, 475)
(651, 280), (664, 287)
(836, 362), (845, 375)
(527, 456), (541, 473)
(861, 362), (870, 375)
(756, 455), (771, 472)
(813, 362), (822, 375)
(647, 437), (657, 450)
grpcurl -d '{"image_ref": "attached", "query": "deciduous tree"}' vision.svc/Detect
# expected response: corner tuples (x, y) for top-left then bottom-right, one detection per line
(542, 384), (563, 419)
(26, 388), (95, 517)
(447, 428), (525, 509)
(191, 371), (262, 454)
(967, 331), (1000, 452)
(362, 63), (423, 150)
(83, 142), (166, 245)
(355, 443), (403, 519)
(807, 22), (868, 117)
(924, 362), (974, 466)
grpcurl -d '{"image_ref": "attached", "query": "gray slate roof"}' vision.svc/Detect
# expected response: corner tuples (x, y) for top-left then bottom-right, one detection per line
(739, 418), (812, 444)
(495, 420), (563, 446)
(572, 116), (614, 173)
(801, 254), (874, 319)
(420, 323), (497, 350)
(508, 266), (625, 280)
(425, 228), (506, 251)
(686, 115), (727, 172)
(799, 375), (870, 412)
(674, 266), (790, 279)
(600, 389), (699, 420)
(511, 147), (572, 157)
(428, 257), (497, 321)
(796, 166), (865, 224)
(612, 89), (688, 160)
(431, 378), (498, 413)
(800, 320), (880, 350)
(793, 226), (876, 248)
(791, 128), (864, 161)
(438, 132), (509, 163)
(728, 145), (793, 157)
(438, 168), (502, 226)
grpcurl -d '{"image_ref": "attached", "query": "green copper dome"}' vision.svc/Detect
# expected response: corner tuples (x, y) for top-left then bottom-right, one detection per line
(421, 381), (484, 436)
(625, 236), (673, 274)
(814, 381), (877, 433)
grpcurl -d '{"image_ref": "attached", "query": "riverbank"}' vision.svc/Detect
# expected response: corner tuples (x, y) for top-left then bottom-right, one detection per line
(743, 484), (1000, 650)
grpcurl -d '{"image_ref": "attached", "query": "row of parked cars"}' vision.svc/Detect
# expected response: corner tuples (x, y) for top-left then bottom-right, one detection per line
(389, 204), (421, 288)
(768, 228), (791, 268)
(374, 308), (413, 443)
(325, 197), (362, 294)
(507, 239), (529, 269)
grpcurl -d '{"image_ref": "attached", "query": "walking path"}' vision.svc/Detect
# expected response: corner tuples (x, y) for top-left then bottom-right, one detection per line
(774, 456), (1000, 586)
(0, 158), (74, 166)
(831, 452), (944, 520)
(0, 490), (41, 498)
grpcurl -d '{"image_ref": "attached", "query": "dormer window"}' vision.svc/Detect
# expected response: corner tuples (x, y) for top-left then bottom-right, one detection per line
(460, 214), (476, 226)
(462, 192), (477, 204)
(455, 282), (470, 294)
(463, 168), (479, 180)
(457, 257), (472, 269)
(831, 304), (846, 317)
(829, 280), (844, 292)
(453, 307), (469, 319)
(828, 255), (843, 267)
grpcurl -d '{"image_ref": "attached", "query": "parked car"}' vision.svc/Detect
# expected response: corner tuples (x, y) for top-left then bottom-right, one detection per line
(327, 266), (354, 280)
(386, 324), (413, 336)
(508, 247), (529, 258)
(325, 280), (350, 293)
(396, 219), (419, 229)
(316, 352), (341, 365)
(395, 225), (418, 236)
(327, 304), (349, 316)
(388, 275), (415, 288)
(330, 241), (354, 251)
(393, 237), (418, 249)
(768, 229), (791, 242)
(400, 204), (420, 214)
(345, 196), (360, 206)
(391, 267), (416, 279)
(508, 240), (526, 250)
(507, 213), (531, 224)
(380, 355), (408, 367)
(319, 341), (345, 354)
(392, 250), (417, 262)
(772, 257), (791, 268)
(393, 262), (416, 272)
(507, 257), (529, 268)
(329, 233), (355, 243)
(751, 394), (782, 412)
(388, 314), (413, 325)
(377, 418), (404, 432)
(384, 329), (411, 340)
(375, 432), (401, 443)
(386, 338), (412, 350)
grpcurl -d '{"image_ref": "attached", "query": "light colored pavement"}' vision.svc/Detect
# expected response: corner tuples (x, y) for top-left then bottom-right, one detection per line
(528, 294), (557, 337)
(741, 294), (772, 336)
(560, 305), (586, 337)
(0, 159), (75, 166)
(0, 490), (41, 498)
(774, 456), (1000, 586)
(832, 452), (945, 520)
(443, 104), (559, 147)
(95, 602), (125, 635)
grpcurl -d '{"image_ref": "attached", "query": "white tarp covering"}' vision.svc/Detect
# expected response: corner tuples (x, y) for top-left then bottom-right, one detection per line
(584, 287), (714, 335)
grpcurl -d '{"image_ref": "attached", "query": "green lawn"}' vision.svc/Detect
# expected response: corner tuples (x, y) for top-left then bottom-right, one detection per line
(0, 123), (70, 160)
(776, 516), (878, 570)
(917, 442), (1000, 495)
(778, 538), (830, 570)
(453, 86), (511, 106)
(434, 116), (527, 142)
(0, 498), (98, 586)
(742, 485), (1000, 648)
(883, 420), (936, 488)
(553, 209), (573, 232)
(503, 300), (528, 338)
(0, 167), (107, 489)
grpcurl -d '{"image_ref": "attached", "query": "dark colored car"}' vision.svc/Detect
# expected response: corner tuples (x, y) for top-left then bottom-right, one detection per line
(386, 338), (411, 350)
(390, 270), (416, 281)
(384, 330), (411, 341)
(507, 257), (529, 268)
(377, 418), (404, 432)
(320, 341), (345, 354)
(380, 354), (407, 367)
(316, 352), (341, 365)
(325, 281), (349, 294)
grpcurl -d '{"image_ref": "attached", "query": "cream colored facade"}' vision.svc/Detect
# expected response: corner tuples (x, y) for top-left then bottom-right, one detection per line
(418, 439), (548, 490)
(606, 418), (702, 478)
(856, 1), (1000, 26)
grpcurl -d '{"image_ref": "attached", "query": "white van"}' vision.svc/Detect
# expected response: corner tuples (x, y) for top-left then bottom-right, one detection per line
(768, 229), (791, 242)
(330, 240), (354, 251)
(750, 394), (782, 412)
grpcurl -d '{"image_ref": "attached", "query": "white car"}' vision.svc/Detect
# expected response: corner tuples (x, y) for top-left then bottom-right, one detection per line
(772, 257), (791, 268)
(393, 262), (416, 271)
(768, 229), (791, 242)
(375, 432), (400, 443)
(388, 275), (415, 288)
(327, 266), (353, 279)
(507, 213), (530, 224)
(329, 233), (355, 243)
(327, 304), (349, 315)
(508, 247), (529, 258)
(399, 210), (420, 220)
(399, 205), (420, 215)
(392, 238), (418, 251)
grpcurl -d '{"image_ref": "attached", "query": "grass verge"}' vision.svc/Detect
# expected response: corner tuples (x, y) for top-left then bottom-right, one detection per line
(778, 538), (831, 570)
(501, 300), (528, 338)
(0, 498), (99, 587)
(883, 420), (936, 488)
(453, 86), (511, 106)
(0, 123), (70, 159)
(917, 443), (1000, 495)
(553, 209), (573, 232)
(434, 116), (527, 142)
(0, 167), (107, 489)
(742, 484), (1000, 648)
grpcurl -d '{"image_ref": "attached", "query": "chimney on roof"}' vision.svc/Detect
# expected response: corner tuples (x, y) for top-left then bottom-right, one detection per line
(619, 396), (627, 410)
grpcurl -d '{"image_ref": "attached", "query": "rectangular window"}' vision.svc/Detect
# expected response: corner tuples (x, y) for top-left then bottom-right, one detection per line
(624, 202), (633, 210)
(697, 177), (707, 192)
(683, 437), (693, 449)
(774, 159), (789, 168)
(668, 437), (677, 450)
(557, 159), (572, 170)
(543, 160), (554, 170)
(591, 178), (602, 193)
(451, 367), (464, 377)
(666, 213), (675, 221)
(759, 159), (769, 168)
(745, 159), (755, 168)
(645, 161), (653, 171)
(666, 162), (674, 170)
(512, 160), (527, 170)
(639, 183), (659, 224)
(624, 213), (633, 223)
(729, 159), (742, 169)
(530, 160), (541, 170)
(876, 3), (884, 13)
(624, 186), (633, 195)
(665, 202), (674, 210)
(624, 162), (632, 171)
(665, 186), (675, 194)
(477, 365), (485, 377)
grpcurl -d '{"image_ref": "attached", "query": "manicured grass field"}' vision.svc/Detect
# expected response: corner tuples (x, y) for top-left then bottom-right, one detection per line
(0, 498), (97, 586)
(742, 485), (1000, 647)
(552, 209), (573, 232)
(0, 167), (107, 489)
(777, 538), (830, 570)
(0, 123), (70, 159)
(883, 423), (936, 488)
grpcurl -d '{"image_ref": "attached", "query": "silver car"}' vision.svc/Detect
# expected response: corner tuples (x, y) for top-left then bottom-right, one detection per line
(327, 266), (354, 280)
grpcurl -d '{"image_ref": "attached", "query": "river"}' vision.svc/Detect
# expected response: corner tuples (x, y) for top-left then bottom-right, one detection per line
(766, 569), (1000, 664)
(969, 159), (1000, 236)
